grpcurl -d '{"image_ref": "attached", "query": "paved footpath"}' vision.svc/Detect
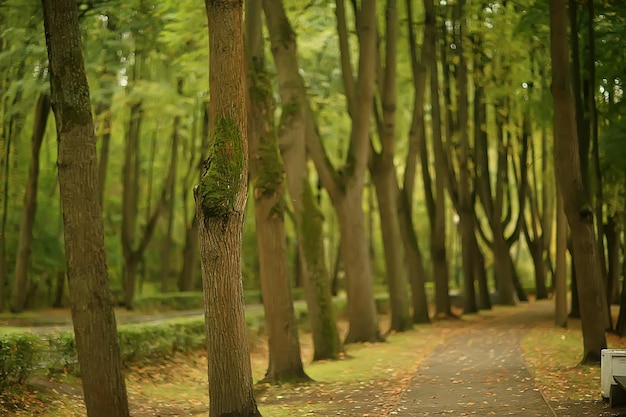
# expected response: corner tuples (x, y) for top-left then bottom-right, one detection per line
(392, 301), (624, 417)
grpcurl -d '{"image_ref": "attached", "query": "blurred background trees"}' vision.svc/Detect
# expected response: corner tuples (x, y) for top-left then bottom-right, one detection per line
(1, 0), (626, 362)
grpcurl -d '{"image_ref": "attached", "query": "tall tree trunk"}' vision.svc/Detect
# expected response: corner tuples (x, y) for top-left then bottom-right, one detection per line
(555, 190), (568, 327)
(42, 1), (130, 415)
(160, 79), (182, 293)
(370, 0), (412, 333)
(121, 101), (142, 307)
(605, 214), (621, 305)
(96, 100), (112, 204)
(402, 0), (430, 324)
(10, 93), (50, 312)
(263, 0), (342, 360)
(423, 0), (452, 318)
(196, 0), (261, 415)
(179, 215), (198, 291)
(453, 0), (478, 314)
(549, 0), (607, 363)
(246, 0), (309, 383)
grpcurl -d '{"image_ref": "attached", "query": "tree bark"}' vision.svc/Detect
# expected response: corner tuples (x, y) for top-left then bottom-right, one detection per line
(10, 93), (50, 313)
(370, 0), (412, 333)
(403, 0), (431, 323)
(549, 0), (607, 363)
(423, 0), (452, 317)
(160, 79), (182, 293)
(197, 0), (261, 415)
(246, 0), (309, 383)
(262, 0), (342, 360)
(41, 1), (130, 415)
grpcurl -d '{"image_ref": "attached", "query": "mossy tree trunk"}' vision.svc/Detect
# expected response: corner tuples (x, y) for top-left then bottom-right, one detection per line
(245, 0), (309, 384)
(263, 0), (342, 360)
(196, 0), (261, 415)
(11, 93), (50, 313)
(549, 0), (607, 364)
(41, 1), (130, 415)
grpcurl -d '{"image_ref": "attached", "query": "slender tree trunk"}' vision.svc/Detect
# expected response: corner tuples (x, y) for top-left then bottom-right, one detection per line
(550, 0), (607, 363)
(605, 214), (621, 305)
(403, 0), (430, 324)
(555, 191), (568, 327)
(42, 1), (130, 415)
(196, 0), (261, 415)
(160, 80), (182, 293)
(370, 0), (412, 333)
(10, 93), (50, 312)
(263, 0), (342, 360)
(337, 188), (383, 342)
(96, 100), (112, 204)
(179, 215), (198, 291)
(423, 0), (452, 318)
(246, 0), (309, 383)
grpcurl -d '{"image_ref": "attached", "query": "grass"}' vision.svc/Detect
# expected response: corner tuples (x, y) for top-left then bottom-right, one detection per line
(521, 306), (626, 403)
(2, 301), (622, 416)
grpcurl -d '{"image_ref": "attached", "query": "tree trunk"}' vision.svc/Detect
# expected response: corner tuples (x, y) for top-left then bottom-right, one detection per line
(11, 93), (50, 313)
(549, 0), (607, 363)
(246, 0), (309, 383)
(42, 1), (130, 415)
(160, 79), (182, 293)
(96, 100), (112, 204)
(338, 189), (383, 343)
(403, 0), (431, 324)
(555, 190), (568, 327)
(372, 166), (412, 331)
(197, 0), (261, 415)
(423, 0), (452, 318)
(605, 214), (621, 305)
(179, 215), (198, 291)
(370, 0), (411, 333)
(262, 0), (342, 360)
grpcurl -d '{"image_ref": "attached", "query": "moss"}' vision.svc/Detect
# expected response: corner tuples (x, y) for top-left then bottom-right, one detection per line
(198, 117), (245, 222)
(280, 102), (300, 123)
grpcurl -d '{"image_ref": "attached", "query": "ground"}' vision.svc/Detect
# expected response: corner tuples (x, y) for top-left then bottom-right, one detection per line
(1, 301), (625, 416)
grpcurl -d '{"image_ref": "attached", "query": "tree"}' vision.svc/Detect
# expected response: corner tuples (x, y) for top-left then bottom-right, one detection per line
(263, 0), (343, 360)
(41, 0), (130, 415)
(195, 0), (261, 415)
(10, 92), (50, 312)
(369, 0), (413, 333)
(549, 0), (607, 364)
(305, 0), (382, 343)
(245, 0), (309, 383)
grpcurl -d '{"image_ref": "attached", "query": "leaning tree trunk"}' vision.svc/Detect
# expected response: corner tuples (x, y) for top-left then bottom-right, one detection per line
(41, 1), (130, 415)
(263, 0), (342, 359)
(549, 0), (607, 363)
(196, 0), (261, 415)
(11, 93), (50, 313)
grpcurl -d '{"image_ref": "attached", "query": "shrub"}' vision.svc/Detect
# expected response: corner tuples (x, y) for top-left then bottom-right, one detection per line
(0, 333), (41, 389)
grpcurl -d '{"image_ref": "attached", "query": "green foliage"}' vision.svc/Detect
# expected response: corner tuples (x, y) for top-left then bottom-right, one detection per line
(0, 333), (41, 389)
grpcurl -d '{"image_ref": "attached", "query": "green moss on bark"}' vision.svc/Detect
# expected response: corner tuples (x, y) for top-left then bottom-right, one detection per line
(198, 117), (245, 221)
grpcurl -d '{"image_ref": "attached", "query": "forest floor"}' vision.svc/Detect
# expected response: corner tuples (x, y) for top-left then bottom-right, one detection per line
(2, 300), (626, 416)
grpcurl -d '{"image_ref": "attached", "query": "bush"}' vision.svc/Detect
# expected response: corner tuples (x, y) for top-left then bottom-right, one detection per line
(133, 288), (307, 313)
(0, 333), (41, 389)
(0, 293), (386, 385)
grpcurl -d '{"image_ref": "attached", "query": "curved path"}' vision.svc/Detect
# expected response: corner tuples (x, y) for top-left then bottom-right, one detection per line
(392, 301), (616, 416)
